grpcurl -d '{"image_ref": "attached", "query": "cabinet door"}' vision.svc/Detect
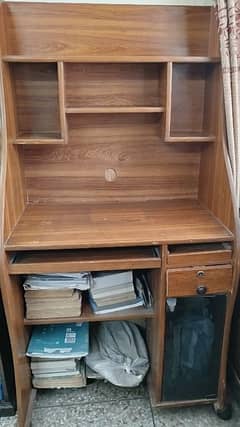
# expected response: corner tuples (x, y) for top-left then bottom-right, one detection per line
(162, 295), (226, 401)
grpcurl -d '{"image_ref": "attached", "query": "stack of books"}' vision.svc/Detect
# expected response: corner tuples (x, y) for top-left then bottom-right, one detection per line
(89, 271), (145, 314)
(30, 358), (86, 389)
(23, 273), (92, 320)
(25, 289), (82, 319)
(27, 323), (89, 389)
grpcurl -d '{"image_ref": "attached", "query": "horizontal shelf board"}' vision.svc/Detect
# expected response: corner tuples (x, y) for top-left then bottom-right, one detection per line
(65, 107), (164, 114)
(9, 247), (160, 274)
(166, 135), (216, 143)
(13, 138), (65, 145)
(5, 200), (233, 251)
(3, 56), (220, 64)
(152, 398), (216, 408)
(24, 303), (154, 325)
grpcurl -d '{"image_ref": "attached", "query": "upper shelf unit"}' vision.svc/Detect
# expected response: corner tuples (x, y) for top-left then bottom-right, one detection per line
(4, 60), (219, 145)
(165, 62), (218, 142)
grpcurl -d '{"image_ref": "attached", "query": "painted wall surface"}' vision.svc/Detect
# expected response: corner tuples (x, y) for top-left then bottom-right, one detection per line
(4, 0), (214, 5)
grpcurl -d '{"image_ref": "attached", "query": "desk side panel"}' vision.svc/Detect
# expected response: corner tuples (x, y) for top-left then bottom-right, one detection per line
(0, 4), (32, 427)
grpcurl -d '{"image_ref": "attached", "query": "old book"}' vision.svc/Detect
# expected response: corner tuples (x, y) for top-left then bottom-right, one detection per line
(24, 289), (74, 299)
(27, 323), (89, 359)
(92, 291), (137, 307)
(26, 307), (82, 320)
(89, 295), (144, 314)
(25, 290), (82, 319)
(32, 362), (86, 389)
(31, 358), (77, 374)
(92, 271), (133, 289)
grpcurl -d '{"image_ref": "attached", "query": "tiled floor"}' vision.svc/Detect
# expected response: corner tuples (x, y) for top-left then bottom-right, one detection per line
(0, 381), (240, 426)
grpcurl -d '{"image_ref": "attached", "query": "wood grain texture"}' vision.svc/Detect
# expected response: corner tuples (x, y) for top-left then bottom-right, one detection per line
(4, 200), (233, 251)
(198, 123), (235, 233)
(10, 62), (61, 139)
(3, 56), (220, 63)
(1, 12), (32, 427)
(145, 266), (163, 403)
(65, 107), (164, 114)
(23, 114), (201, 203)
(151, 398), (216, 409)
(4, 4), (211, 58)
(1, 65), (26, 242)
(148, 245), (168, 404)
(170, 63), (217, 139)
(1, 67), (31, 427)
(4, 145), (26, 241)
(167, 265), (233, 297)
(65, 63), (163, 108)
(167, 244), (232, 267)
(0, 2), (7, 57)
(164, 62), (172, 140)
(0, 274), (32, 427)
(0, 4), (238, 422)
(1, 62), (26, 240)
(166, 135), (215, 143)
(57, 61), (67, 142)
(14, 138), (65, 145)
(8, 247), (161, 274)
(198, 12), (240, 413)
(208, 7), (220, 58)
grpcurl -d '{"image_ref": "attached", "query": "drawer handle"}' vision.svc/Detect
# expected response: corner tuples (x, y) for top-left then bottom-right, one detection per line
(196, 285), (207, 295)
(196, 270), (205, 278)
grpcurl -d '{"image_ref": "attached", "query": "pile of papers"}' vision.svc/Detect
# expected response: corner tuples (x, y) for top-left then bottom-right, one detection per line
(23, 273), (92, 320)
(23, 273), (92, 291)
(89, 271), (145, 314)
(27, 323), (88, 389)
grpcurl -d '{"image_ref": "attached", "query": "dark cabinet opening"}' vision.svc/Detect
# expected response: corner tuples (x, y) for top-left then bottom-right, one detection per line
(162, 294), (226, 401)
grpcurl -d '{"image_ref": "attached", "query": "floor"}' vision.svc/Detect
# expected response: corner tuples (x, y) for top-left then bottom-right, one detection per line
(0, 381), (240, 427)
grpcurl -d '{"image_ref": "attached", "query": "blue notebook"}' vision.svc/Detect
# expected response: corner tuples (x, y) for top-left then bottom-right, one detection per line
(26, 323), (89, 358)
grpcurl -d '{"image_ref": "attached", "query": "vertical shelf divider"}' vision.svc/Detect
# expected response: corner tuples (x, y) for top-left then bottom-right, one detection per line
(164, 62), (172, 141)
(57, 61), (68, 144)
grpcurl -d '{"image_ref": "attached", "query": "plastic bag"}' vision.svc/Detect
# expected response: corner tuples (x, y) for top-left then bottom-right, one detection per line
(86, 321), (149, 387)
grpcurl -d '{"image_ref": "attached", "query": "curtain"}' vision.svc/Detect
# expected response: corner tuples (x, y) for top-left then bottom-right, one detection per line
(215, 0), (240, 211)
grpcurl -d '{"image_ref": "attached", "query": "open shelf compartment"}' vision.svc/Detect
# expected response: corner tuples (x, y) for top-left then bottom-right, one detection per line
(64, 63), (166, 110)
(23, 298), (155, 325)
(7, 62), (64, 144)
(20, 267), (159, 324)
(166, 62), (218, 142)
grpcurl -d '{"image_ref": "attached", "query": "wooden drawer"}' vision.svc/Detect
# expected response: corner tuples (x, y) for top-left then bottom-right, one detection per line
(167, 265), (232, 297)
(167, 242), (232, 268)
